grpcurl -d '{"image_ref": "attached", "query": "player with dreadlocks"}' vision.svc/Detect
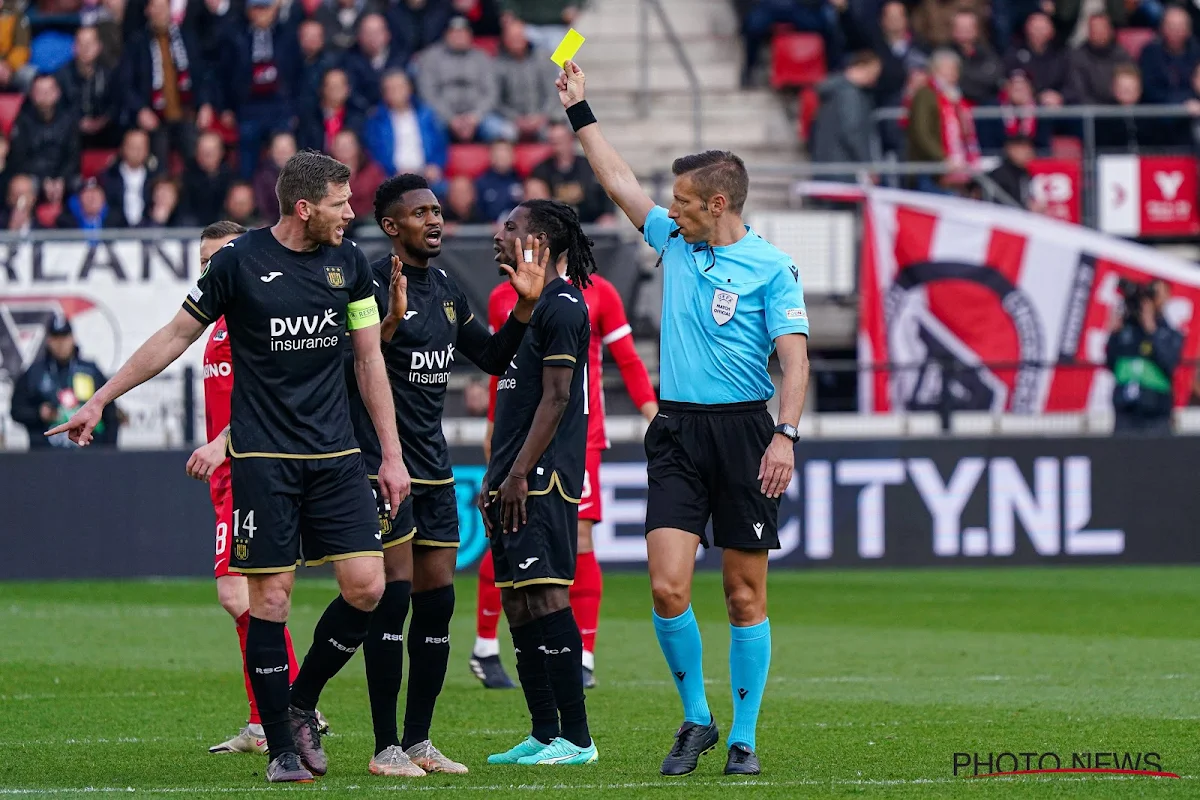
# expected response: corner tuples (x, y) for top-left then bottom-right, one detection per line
(481, 199), (599, 765)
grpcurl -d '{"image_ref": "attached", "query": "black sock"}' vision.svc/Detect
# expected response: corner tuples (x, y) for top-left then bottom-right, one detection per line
(365, 580), (411, 755)
(538, 607), (590, 748)
(401, 584), (454, 750)
(246, 616), (295, 757)
(511, 619), (560, 745)
(290, 595), (372, 711)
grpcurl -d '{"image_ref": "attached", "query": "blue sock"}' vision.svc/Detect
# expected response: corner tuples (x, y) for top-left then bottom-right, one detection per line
(728, 618), (771, 751)
(652, 606), (711, 725)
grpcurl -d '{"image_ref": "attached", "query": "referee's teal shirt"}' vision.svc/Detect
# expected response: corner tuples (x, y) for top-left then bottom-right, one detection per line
(643, 205), (809, 405)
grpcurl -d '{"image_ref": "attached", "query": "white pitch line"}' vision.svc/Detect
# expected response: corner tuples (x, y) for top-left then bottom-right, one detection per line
(0, 775), (1192, 795)
(0, 691), (191, 703)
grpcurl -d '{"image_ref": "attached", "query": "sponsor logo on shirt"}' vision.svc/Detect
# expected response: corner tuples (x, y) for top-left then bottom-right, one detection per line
(408, 344), (455, 385)
(786, 308), (807, 320)
(269, 308), (340, 351)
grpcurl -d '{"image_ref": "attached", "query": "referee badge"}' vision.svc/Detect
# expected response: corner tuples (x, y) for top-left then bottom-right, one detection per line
(324, 266), (345, 288)
(443, 301), (457, 324)
(711, 289), (739, 326)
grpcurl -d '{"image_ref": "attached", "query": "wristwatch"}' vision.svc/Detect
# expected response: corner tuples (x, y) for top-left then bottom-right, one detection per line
(774, 423), (800, 443)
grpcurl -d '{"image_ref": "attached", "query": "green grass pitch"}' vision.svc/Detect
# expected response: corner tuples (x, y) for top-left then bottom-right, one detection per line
(2, 567), (1199, 798)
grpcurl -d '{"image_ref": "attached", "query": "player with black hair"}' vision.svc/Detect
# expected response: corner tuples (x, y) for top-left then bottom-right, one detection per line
(482, 199), (598, 766)
(343, 173), (547, 777)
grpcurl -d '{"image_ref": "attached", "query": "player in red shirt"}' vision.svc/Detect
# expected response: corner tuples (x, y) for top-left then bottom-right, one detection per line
(184, 222), (303, 755)
(470, 273), (657, 689)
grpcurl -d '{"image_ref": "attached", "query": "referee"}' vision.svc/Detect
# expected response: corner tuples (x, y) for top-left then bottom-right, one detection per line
(555, 61), (811, 777)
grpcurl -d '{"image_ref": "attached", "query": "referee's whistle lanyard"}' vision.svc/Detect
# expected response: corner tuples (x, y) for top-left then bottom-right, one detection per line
(654, 230), (716, 273)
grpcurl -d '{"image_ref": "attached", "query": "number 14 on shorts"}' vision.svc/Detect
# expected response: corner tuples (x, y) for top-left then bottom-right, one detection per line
(231, 508), (257, 562)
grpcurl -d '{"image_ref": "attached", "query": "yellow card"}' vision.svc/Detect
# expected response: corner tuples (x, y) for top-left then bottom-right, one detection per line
(550, 28), (585, 68)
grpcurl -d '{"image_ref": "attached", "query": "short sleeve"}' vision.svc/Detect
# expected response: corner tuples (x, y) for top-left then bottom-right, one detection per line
(597, 279), (632, 346)
(183, 242), (235, 324)
(346, 246), (379, 331)
(765, 258), (809, 340)
(538, 294), (588, 366)
(641, 205), (677, 253)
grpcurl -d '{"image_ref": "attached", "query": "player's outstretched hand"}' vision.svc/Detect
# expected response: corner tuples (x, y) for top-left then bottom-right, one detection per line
(503, 234), (549, 305)
(389, 255), (408, 320)
(557, 60), (585, 108)
(44, 399), (102, 446)
(378, 454), (411, 519)
(497, 472), (528, 533)
(758, 435), (794, 499)
(186, 434), (229, 482)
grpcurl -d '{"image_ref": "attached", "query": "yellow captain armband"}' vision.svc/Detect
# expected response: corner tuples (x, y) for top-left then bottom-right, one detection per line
(347, 297), (380, 330)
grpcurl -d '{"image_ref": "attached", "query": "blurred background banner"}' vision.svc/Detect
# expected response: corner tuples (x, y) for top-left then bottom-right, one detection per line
(859, 188), (1200, 415)
(5, 436), (1198, 580)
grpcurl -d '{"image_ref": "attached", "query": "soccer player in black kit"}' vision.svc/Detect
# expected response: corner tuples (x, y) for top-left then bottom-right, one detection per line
(483, 199), (598, 766)
(337, 174), (548, 777)
(48, 151), (408, 784)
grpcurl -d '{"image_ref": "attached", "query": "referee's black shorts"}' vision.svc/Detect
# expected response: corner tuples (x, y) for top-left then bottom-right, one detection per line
(644, 400), (781, 550)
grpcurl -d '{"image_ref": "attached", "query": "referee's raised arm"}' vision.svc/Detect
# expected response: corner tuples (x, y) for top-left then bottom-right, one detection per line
(556, 60), (655, 230)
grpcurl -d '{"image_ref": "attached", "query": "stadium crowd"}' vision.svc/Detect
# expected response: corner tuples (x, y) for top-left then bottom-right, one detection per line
(0, 0), (614, 231)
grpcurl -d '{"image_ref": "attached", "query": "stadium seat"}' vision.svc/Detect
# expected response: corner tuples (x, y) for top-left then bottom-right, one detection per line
(798, 86), (819, 141)
(1050, 136), (1083, 160)
(80, 148), (117, 179)
(0, 93), (22, 136)
(446, 144), (491, 179)
(1117, 28), (1156, 60)
(474, 36), (500, 57)
(514, 142), (553, 177)
(770, 32), (826, 90)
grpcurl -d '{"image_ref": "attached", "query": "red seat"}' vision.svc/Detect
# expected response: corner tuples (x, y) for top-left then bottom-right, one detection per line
(36, 202), (60, 228)
(1117, 28), (1156, 60)
(1051, 135), (1083, 160)
(771, 32), (826, 90)
(514, 143), (553, 178)
(80, 148), (117, 179)
(446, 144), (491, 179)
(474, 36), (500, 57)
(0, 93), (22, 136)
(798, 86), (820, 141)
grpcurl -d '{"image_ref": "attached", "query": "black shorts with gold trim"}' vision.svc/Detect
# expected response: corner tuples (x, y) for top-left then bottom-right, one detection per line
(369, 477), (415, 548)
(230, 451), (383, 573)
(487, 471), (578, 590)
(368, 477), (459, 548)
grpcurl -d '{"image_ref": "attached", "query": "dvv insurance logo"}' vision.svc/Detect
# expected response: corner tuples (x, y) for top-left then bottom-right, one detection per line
(953, 751), (1178, 779)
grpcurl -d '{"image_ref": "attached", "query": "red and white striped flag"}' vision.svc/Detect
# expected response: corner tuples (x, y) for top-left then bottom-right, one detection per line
(859, 188), (1200, 414)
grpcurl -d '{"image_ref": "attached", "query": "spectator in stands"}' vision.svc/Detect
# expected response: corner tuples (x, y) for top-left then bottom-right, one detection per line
(1139, 6), (1199, 104)
(298, 66), (367, 152)
(121, 0), (215, 170)
(951, 10), (1002, 105)
(138, 175), (183, 226)
(985, 133), (1035, 207)
(11, 315), (120, 449)
(442, 174), (484, 227)
(1003, 12), (1064, 108)
(464, 376), (490, 416)
(0, 172), (36, 231)
(494, 18), (559, 141)
(56, 27), (118, 150)
(101, 128), (157, 227)
(809, 50), (881, 178)
(363, 69), (448, 185)
(296, 20), (337, 120)
(741, 0), (843, 87)
(181, 130), (233, 225)
(194, 0), (240, 68)
(416, 15), (507, 142)
(999, 70), (1049, 150)
(906, 48), (980, 193)
(909, 0), (959, 48)
(85, 0), (125, 67)
(475, 138), (522, 221)
(500, 0), (583, 52)
(224, 180), (260, 227)
(530, 120), (613, 223)
(459, 0), (503, 36)
(254, 130), (295, 222)
(1065, 13), (1131, 105)
(11, 74), (78, 207)
(1096, 64), (1156, 150)
(223, 0), (300, 179)
(315, 0), (381, 53)
(1107, 279), (1181, 435)
(387, 0), (453, 59)
(330, 128), (385, 226)
(341, 12), (407, 108)
(0, 0), (31, 92)
(56, 176), (113, 232)
(522, 173), (549, 200)
(860, 1), (927, 155)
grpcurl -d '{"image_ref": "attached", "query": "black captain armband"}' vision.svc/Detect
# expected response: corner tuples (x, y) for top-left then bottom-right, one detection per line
(566, 101), (597, 132)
